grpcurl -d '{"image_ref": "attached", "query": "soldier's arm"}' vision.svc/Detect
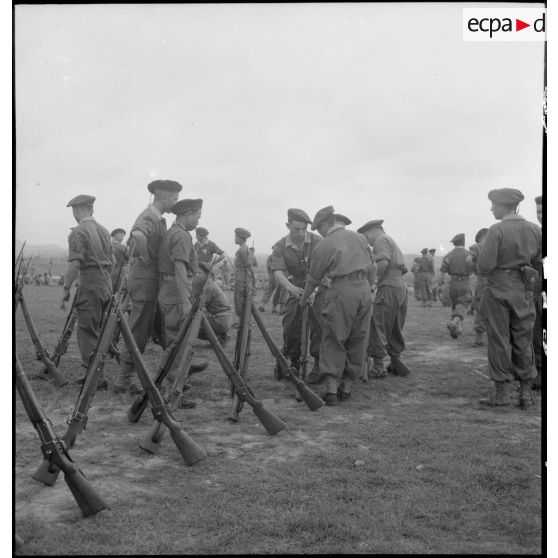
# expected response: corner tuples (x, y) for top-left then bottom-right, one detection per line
(130, 230), (149, 264)
(477, 228), (499, 275)
(174, 261), (191, 305)
(274, 270), (303, 298)
(438, 256), (449, 286)
(375, 259), (389, 283)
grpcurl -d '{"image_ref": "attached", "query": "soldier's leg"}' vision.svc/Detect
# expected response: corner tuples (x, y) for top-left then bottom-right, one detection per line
(74, 289), (106, 368)
(260, 275), (276, 306)
(425, 275), (432, 304)
(204, 311), (232, 345)
(306, 290), (325, 383)
(509, 294), (537, 382)
(388, 287), (408, 358)
(368, 287), (390, 377)
(281, 296), (302, 365)
(531, 294), (543, 389)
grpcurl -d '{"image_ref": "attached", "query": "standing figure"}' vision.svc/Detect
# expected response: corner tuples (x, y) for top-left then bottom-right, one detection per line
(358, 220), (409, 378)
(415, 248), (433, 306)
(478, 188), (542, 407)
(428, 249), (437, 301)
(110, 228), (127, 292)
(467, 228), (489, 347)
(438, 234), (472, 338)
(411, 258), (421, 301)
(194, 227), (225, 266)
(233, 227), (252, 318)
(531, 195), (544, 391)
(299, 206), (374, 406)
(271, 208), (322, 378)
(113, 180), (181, 394)
(62, 195), (113, 386)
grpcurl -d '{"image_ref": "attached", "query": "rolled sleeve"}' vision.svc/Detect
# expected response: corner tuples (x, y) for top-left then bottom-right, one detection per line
(271, 244), (288, 273)
(133, 214), (156, 237)
(477, 227), (500, 275)
(372, 237), (391, 263)
(67, 230), (85, 263)
(170, 232), (193, 266)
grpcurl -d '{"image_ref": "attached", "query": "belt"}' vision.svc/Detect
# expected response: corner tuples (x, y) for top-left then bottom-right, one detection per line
(490, 269), (523, 278)
(160, 273), (194, 281)
(331, 271), (368, 283)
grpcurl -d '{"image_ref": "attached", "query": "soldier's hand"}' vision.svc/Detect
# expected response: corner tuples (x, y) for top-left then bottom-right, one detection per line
(288, 285), (304, 299)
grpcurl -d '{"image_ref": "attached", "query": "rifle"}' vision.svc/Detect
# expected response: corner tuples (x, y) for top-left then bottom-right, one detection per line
(48, 286), (80, 369)
(126, 257), (217, 424)
(14, 254), (32, 312)
(14, 241), (26, 281)
(118, 307), (207, 465)
(299, 303), (310, 382)
(15, 356), (108, 517)
(251, 303), (324, 411)
(17, 289), (67, 387)
(201, 314), (287, 435)
(140, 259), (217, 454)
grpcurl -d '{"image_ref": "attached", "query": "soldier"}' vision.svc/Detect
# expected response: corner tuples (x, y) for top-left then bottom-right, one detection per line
(110, 228), (127, 292)
(358, 220), (409, 378)
(299, 206), (374, 405)
(220, 257), (232, 289)
(62, 195), (113, 388)
(428, 249), (437, 301)
(478, 188), (541, 407)
(233, 227), (253, 317)
(411, 258), (421, 301)
(415, 248), (433, 307)
(259, 251), (280, 313)
(194, 227), (225, 266)
(532, 195), (544, 390)
(271, 208), (322, 380)
(438, 233), (472, 338)
(467, 228), (489, 347)
(157, 199), (208, 402)
(113, 179), (181, 394)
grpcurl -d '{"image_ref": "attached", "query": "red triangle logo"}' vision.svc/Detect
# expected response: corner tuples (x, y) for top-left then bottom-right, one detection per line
(516, 19), (530, 31)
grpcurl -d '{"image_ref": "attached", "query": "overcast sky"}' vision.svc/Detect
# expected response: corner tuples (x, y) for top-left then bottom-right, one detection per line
(15, 2), (544, 255)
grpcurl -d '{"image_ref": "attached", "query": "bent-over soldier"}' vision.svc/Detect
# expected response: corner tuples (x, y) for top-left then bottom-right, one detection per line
(438, 233), (472, 338)
(62, 195), (113, 386)
(300, 206), (374, 406)
(478, 188), (542, 407)
(358, 220), (409, 378)
(467, 228), (489, 347)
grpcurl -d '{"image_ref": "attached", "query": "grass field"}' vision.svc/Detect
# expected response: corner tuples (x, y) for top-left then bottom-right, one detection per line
(14, 285), (542, 555)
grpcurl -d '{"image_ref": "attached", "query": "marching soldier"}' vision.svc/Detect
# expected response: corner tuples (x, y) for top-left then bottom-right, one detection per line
(157, 199), (208, 401)
(299, 206), (374, 405)
(358, 220), (409, 378)
(415, 248), (433, 306)
(110, 228), (127, 292)
(428, 249), (437, 301)
(478, 188), (541, 407)
(62, 195), (113, 387)
(438, 233), (472, 338)
(233, 227), (252, 317)
(271, 208), (322, 379)
(113, 179), (181, 394)
(532, 195), (544, 390)
(467, 228), (489, 347)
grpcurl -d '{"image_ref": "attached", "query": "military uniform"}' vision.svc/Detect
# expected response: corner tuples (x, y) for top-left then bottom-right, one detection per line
(415, 249), (433, 305)
(532, 195), (544, 388)
(271, 212), (322, 368)
(468, 232), (488, 344)
(195, 276), (232, 344)
(358, 222), (408, 372)
(305, 207), (373, 392)
(233, 228), (252, 316)
(195, 229), (224, 265)
(110, 239), (127, 291)
(478, 195), (541, 387)
(440, 234), (472, 336)
(66, 201), (113, 368)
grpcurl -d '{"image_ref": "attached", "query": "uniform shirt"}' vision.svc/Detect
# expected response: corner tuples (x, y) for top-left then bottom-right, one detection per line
(427, 254), (435, 275)
(112, 241), (127, 267)
(415, 255), (433, 273)
(234, 244), (251, 270)
(372, 233), (406, 288)
(195, 239), (224, 264)
(67, 217), (112, 271)
(158, 223), (198, 276)
(468, 242), (484, 275)
(307, 225), (373, 287)
(271, 231), (321, 286)
(477, 214), (542, 275)
(440, 246), (471, 277)
(129, 205), (167, 268)
(205, 280), (232, 315)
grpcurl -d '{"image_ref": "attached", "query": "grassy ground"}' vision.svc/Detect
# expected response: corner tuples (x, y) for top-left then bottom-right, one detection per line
(14, 286), (542, 554)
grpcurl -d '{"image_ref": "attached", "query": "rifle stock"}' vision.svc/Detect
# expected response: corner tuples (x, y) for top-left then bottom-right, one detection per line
(118, 308), (206, 466)
(16, 357), (108, 516)
(251, 303), (324, 411)
(202, 314), (286, 435)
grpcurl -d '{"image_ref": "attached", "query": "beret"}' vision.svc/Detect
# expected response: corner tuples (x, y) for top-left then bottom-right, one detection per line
(488, 188), (524, 205)
(451, 233), (465, 244)
(334, 213), (352, 226)
(147, 180), (183, 194)
(535, 195), (543, 204)
(235, 227), (251, 239)
(311, 206), (335, 230)
(287, 208), (312, 225)
(196, 227), (209, 237)
(67, 194), (96, 207)
(428, 248), (436, 253)
(111, 228), (126, 237)
(421, 248), (428, 255)
(171, 198), (203, 215)
(475, 228), (489, 243)
(357, 219), (384, 234)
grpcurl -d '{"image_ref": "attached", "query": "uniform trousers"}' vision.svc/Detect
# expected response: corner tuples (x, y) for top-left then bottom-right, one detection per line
(532, 292), (544, 379)
(281, 295), (320, 364)
(319, 279), (372, 381)
(481, 273), (537, 382)
(416, 271), (432, 302)
(472, 276), (487, 333)
(449, 275), (472, 320)
(368, 283), (408, 361)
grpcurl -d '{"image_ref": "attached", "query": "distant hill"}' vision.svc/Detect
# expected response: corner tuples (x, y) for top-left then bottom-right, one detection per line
(15, 239), (66, 259)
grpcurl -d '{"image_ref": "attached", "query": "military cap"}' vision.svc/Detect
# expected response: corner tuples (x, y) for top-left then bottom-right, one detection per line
(147, 179), (183, 194)
(356, 219), (384, 234)
(428, 248), (436, 254)
(111, 228), (126, 237)
(311, 206), (335, 230)
(334, 213), (352, 226)
(287, 208), (312, 224)
(535, 195), (543, 204)
(451, 233), (465, 244)
(488, 188), (524, 205)
(171, 198), (203, 215)
(421, 248), (428, 255)
(66, 194), (96, 208)
(196, 227), (209, 237)
(475, 228), (489, 243)
(235, 227), (251, 239)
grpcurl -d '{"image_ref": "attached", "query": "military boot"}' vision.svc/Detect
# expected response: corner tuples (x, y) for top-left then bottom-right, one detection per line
(370, 358), (387, 379)
(479, 381), (511, 406)
(305, 359), (322, 385)
(471, 331), (484, 347)
(519, 380), (534, 407)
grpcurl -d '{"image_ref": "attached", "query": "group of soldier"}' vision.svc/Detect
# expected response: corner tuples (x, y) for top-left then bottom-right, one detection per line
(59, 180), (543, 410)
